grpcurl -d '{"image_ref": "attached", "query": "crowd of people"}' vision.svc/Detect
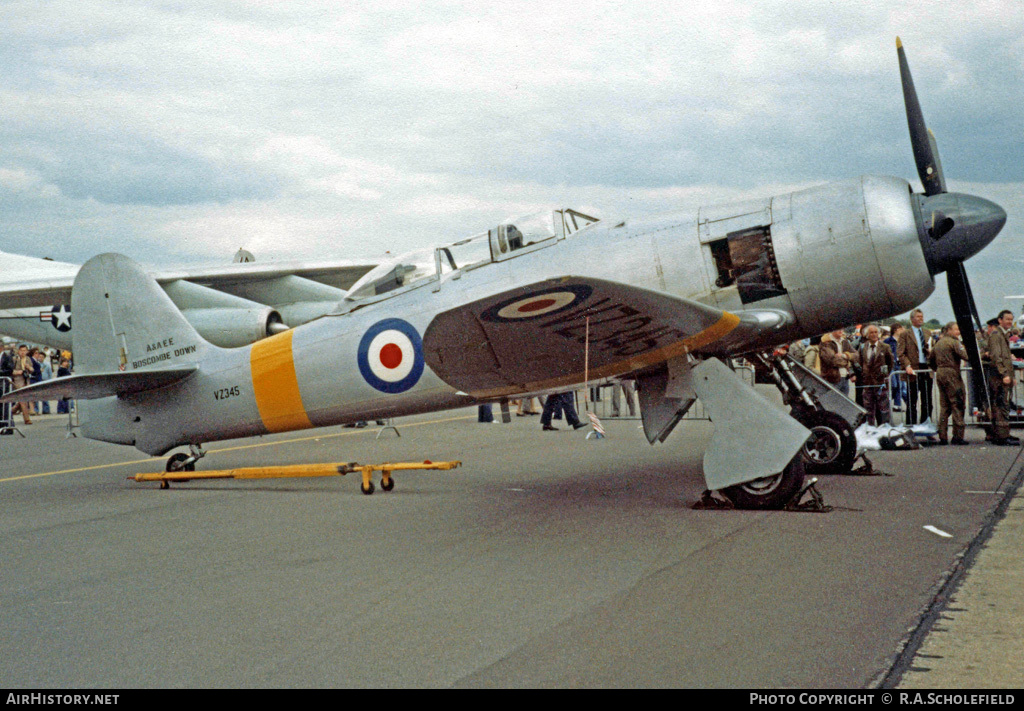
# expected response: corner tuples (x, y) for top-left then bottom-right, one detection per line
(0, 342), (73, 425)
(787, 308), (1023, 446)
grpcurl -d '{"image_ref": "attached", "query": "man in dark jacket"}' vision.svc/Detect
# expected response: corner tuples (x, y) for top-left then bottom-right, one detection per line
(987, 310), (1020, 446)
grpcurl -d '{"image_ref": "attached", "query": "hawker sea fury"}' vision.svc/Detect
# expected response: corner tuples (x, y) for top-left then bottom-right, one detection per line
(4, 41), (1006, 508)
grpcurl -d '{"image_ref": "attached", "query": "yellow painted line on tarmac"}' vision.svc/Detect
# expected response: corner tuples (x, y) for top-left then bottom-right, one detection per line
(0, 414), (474, 484)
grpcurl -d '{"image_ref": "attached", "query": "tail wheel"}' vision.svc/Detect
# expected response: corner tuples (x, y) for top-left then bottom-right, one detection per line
(721, 455), (805, 510)
(166, 452), (195, 473)
(792, 409), (857, 475)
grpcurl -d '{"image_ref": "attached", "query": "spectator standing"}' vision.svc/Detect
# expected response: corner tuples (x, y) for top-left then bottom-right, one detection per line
(10, 344), (33, 424)
(56, 358), (72, 414)
(819, 329), (858, 397)
(897, 309), (933, 425)
(858, 325), (894, 425)
(33, 349), (52, 415)
(929, 322), (970, 445)
(987, 310), (1019, 446)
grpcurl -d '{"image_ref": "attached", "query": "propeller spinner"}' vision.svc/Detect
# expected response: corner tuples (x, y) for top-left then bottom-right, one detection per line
(897, 37), (1006, 407)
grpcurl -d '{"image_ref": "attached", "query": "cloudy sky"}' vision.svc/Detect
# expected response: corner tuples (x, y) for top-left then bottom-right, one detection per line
(2, 0), (1023, 321)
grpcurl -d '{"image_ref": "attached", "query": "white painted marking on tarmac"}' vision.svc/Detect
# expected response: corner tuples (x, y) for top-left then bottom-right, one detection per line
(923, 525), (953, 538)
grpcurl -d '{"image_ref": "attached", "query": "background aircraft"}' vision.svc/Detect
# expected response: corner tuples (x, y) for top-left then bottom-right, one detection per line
(0, 248), (374, 349)
(3, 41), (1006, 509)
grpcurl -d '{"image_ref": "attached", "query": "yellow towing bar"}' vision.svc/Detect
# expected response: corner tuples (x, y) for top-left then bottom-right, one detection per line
(131, 460), (462, 494)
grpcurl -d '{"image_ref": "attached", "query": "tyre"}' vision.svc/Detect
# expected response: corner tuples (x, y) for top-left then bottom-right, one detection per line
(721, 455), (805, 510)
(791, 409), (857, 475)
(166, 452), (195, 472)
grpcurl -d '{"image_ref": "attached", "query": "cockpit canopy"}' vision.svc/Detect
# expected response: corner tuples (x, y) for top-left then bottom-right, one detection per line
(340, 208), (599, 307)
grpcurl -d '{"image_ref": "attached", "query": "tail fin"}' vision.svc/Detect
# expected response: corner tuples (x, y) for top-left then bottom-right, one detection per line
(72, 253), (213, 374)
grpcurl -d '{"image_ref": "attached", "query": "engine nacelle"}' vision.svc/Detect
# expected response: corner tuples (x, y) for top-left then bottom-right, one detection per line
(180, 306), (285, 348)
(776, 174), (934, 335)
(692, 175), (934, 342)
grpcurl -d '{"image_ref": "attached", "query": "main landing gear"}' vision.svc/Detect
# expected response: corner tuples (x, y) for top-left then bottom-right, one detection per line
(789, 407), (858, 476)
(720, 455), (806, 509)
(753, 353), (864, 476)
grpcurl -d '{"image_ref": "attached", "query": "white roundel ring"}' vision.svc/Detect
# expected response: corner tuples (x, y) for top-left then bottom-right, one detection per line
(496, 291), (579, 319)
(357, 318), (424, 394)
(481, 284), (593, 323)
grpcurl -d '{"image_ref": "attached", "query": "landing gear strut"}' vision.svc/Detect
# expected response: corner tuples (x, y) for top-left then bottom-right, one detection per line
(753, 353), (864, 476)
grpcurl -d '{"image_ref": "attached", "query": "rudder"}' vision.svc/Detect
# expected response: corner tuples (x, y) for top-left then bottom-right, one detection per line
(72, 253), (213, 374)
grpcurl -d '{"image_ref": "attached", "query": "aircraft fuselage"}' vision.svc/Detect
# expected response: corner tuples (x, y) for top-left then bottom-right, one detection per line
(80, 174), (935, 456)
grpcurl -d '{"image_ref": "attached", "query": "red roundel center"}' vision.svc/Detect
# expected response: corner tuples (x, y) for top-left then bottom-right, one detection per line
(517, 298), (557, 313)
(379, 343), (404, 369)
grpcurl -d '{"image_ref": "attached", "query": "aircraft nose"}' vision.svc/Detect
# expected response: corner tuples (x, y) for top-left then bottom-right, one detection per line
(917, 192), (1007, 275)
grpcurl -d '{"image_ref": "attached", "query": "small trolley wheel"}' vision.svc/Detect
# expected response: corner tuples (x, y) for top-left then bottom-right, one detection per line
(159, 480), (170, 490)
(361, 481), (375, 496)
(381, 477), (395, 492)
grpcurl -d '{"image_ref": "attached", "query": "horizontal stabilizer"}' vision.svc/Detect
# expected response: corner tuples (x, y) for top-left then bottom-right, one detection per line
(0, 366), (197, 403)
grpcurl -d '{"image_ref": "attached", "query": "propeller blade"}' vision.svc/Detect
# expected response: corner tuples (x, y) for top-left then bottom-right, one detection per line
(947, 262), (990, 413)
(897, 37), (946, 196)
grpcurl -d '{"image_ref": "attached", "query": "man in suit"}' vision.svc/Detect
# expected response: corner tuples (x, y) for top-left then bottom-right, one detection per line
(897, 309), (933, 425)
(987, 310), (1020, 446)
(859, 324), (895, 425)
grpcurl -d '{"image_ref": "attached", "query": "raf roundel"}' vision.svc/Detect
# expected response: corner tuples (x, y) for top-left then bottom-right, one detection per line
(481, 284), (593, 323)
(357, 318), (425, 394)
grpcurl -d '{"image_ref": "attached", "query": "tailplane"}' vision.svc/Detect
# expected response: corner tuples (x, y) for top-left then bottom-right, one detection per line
(1, 253), (211, 404)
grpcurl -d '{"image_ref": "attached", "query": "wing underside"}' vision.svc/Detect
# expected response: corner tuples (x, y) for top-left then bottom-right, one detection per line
(422, 276), (787, 398)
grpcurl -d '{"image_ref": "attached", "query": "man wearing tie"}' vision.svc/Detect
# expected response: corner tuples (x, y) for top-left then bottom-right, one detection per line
(897, 309), (933, 425)
(859, 324), (895, 426)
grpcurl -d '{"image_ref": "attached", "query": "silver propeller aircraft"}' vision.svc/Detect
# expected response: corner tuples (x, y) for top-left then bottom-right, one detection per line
(2, 41), (1006, 509)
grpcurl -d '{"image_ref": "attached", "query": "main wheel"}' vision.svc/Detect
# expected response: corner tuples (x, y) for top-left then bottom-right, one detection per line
(166, 452), (195, 473)
(791, 409), (857, 475)
(721, 455), (805, 510)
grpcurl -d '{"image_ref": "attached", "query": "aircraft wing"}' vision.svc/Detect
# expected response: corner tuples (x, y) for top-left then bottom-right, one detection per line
(0, 259), (375, 310)
(0, 253), (376, 348)
(422, 276), (790, 398)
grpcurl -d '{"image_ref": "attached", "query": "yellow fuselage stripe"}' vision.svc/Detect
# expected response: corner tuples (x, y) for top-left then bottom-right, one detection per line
(250, 330), (313, 433)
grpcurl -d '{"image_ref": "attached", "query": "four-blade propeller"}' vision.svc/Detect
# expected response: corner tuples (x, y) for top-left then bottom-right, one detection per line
(897, 37), (1006, 412)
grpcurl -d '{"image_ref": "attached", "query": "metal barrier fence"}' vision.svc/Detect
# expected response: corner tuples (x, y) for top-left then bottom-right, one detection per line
(858, 366), (1024, 428)
(581, 364), (1018, 429)
(0, 376), (12, 434)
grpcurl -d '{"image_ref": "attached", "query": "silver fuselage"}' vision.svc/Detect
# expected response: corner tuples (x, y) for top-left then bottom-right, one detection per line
(81, 174), (935, 455)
